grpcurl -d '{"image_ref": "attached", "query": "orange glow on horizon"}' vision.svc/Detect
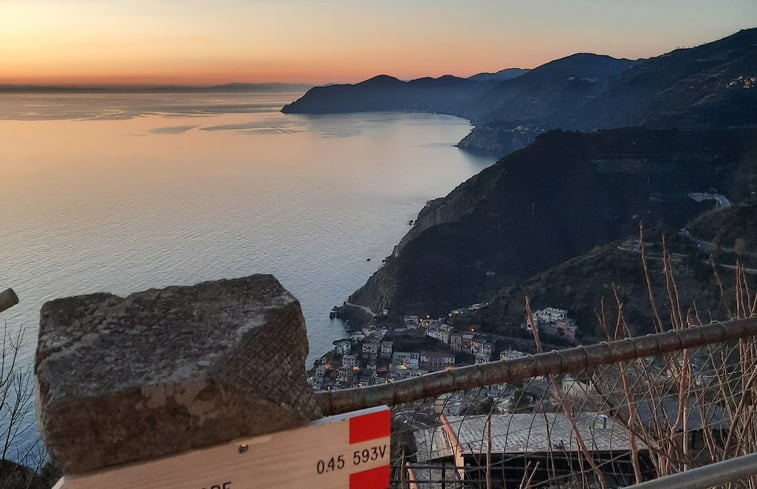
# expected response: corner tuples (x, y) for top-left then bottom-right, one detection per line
(1, 0), (754, 86)
(0, 40), (549, 86)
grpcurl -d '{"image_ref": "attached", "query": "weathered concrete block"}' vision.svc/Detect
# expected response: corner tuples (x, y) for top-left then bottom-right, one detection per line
(35, 274), (321, 474)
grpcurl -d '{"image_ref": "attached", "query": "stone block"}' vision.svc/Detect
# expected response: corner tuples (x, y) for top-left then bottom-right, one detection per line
(35, 274), (321, 473)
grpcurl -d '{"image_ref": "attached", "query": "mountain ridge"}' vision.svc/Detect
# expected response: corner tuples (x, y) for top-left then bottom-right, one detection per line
(468, 68), (529, 82)
(283, 28), (757, 154)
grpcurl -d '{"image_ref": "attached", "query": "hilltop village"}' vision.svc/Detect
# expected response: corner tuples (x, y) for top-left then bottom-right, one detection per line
(308, 304), (578, 390)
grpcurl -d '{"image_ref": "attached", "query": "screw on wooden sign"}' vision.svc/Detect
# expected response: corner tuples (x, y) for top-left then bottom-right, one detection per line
(52, 406), (391, 489)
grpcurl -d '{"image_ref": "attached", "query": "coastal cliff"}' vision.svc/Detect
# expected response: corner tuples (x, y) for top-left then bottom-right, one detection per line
(279, 28), (757, 330)
(456, 125), (542, 155)
(348, 127), (757, 318)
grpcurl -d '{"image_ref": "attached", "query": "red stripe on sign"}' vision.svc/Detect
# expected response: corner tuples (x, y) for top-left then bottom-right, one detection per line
(349, 409), (390, 444)
(349, 464), (389, 489)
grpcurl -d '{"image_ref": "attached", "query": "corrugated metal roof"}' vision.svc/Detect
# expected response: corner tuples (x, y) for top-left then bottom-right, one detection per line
(442, 412), (647, 455)
(414, 426), (454, 463)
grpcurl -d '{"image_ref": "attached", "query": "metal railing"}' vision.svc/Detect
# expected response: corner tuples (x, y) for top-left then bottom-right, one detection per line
(333, 316), (757, 489)
(318, 318), (757, 416)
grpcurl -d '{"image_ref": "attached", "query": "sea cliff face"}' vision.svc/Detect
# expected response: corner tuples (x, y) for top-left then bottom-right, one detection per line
(355, 155), (509, 313)
(395, 165), (503, 254)
(348, 128), (757, 318)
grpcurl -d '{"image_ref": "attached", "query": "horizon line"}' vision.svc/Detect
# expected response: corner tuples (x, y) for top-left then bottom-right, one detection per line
(0, 81), (316, 92)
(0, 69), (532, 92)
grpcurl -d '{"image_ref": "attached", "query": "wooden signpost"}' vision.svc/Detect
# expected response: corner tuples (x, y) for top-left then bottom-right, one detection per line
(53, 406), (391, 489)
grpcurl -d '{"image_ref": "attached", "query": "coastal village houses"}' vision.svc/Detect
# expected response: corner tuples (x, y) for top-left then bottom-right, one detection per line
(426, 322), (453, 343)
(362, 337), (381, 359)
(392, 351), (420, 369)
(334, 338), (351, 355)
(450, 331), (494, 362)
(310, 301), (510, 389)
(341, 354), (357, 369)
(404, 315), (420, 328)
(527, 307), (578, 341)
(380, 340), (393, 358)
(420, 351), (455, 370)
(450, 332), (473, 352)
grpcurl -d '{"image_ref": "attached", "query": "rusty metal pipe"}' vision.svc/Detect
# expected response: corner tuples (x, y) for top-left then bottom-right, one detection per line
(317, 317), (757, 416)
(0, 288), (18, 314)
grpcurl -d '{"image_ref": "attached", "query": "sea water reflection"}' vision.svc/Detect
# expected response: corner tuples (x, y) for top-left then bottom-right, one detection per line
(0, 91), (494, 373)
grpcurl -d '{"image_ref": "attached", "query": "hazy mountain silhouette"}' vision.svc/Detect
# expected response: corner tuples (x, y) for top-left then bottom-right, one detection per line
(281, 73), (487, 115)
(284, 28), (757, 154)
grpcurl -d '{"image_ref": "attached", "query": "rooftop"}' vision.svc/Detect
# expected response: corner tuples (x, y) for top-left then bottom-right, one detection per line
(415, 412), (647, 462)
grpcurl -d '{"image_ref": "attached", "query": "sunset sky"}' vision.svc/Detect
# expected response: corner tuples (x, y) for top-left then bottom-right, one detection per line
(2, 0), (756, 86)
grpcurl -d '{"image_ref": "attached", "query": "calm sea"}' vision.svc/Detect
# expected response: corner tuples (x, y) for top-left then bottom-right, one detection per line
(1, 91), (494, 375)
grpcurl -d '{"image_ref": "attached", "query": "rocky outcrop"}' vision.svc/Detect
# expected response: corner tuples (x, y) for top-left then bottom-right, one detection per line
(330, 302), (376, 330)
(456, 125), (543, 156)
(35, 274), (320, 474)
